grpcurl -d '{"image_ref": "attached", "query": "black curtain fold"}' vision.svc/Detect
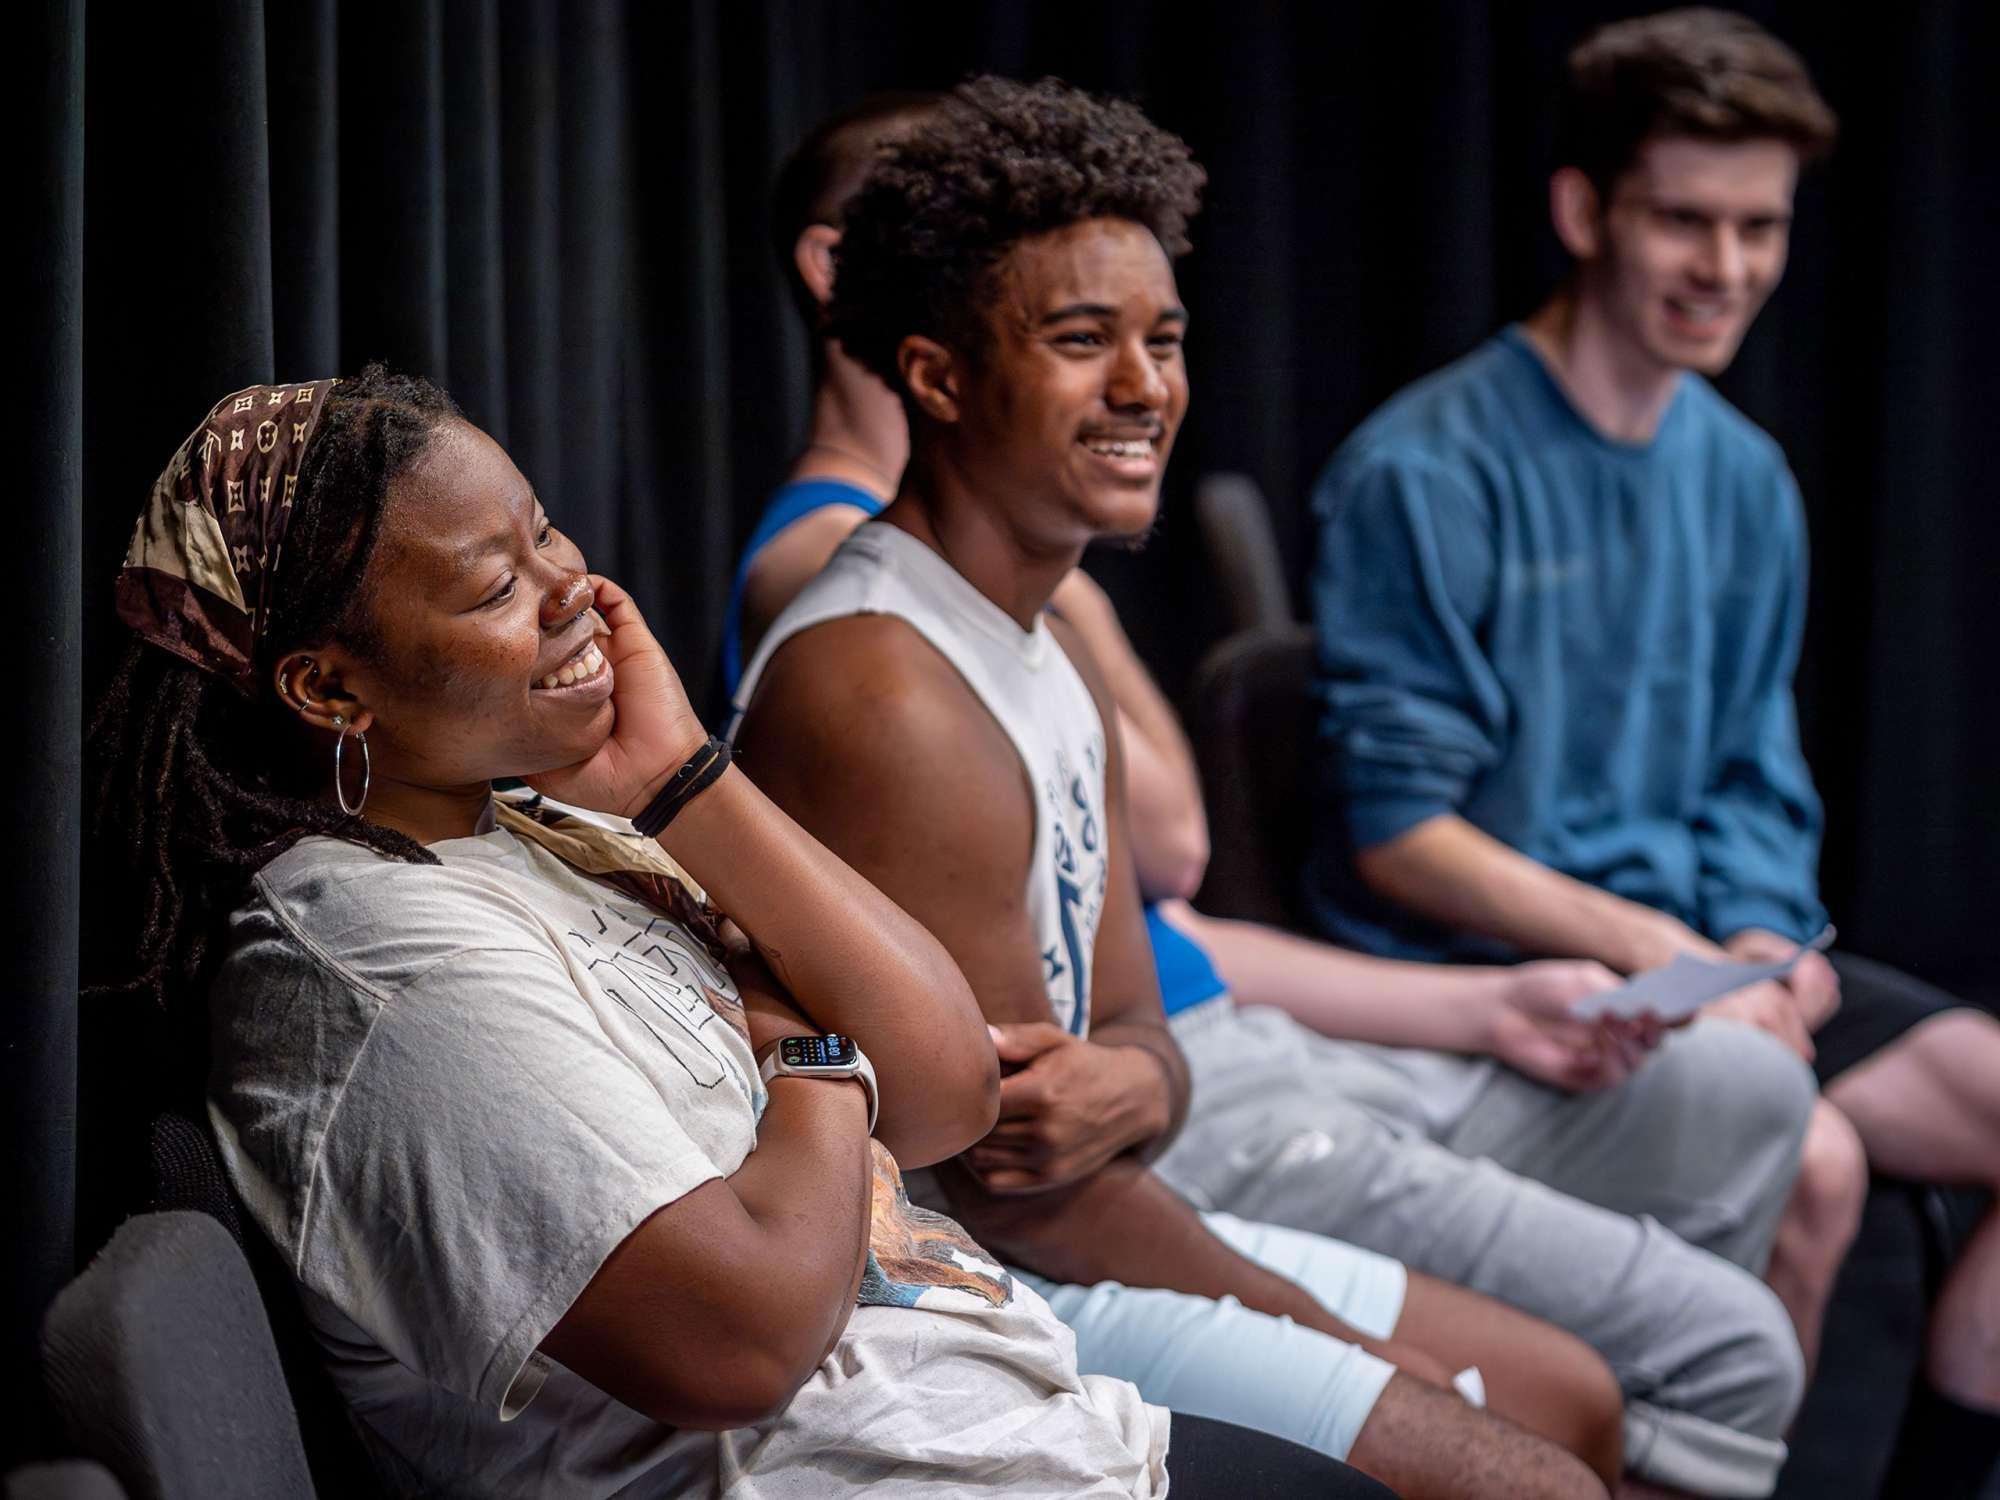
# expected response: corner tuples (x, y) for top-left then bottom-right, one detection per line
(1842, 2), (2000, 967)
(498, 0), (561, 497)
(10, 0), (85, 1452)
(266, 0), (342, 377)
(16, 0), (1999, 1466)
(552, 2), (630, 576)
(339, 0), (447, 376)
(443, 0), (508, 436)
(620, 0), (734, 670)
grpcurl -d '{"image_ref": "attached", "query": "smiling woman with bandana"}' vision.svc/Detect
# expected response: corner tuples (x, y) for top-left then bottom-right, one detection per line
(85, 364), (1388, 1497)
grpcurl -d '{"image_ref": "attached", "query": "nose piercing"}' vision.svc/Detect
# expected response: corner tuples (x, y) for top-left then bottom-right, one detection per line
(544, 573), (591, 627)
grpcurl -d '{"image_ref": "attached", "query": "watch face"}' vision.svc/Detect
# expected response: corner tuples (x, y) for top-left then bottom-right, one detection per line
(780, 1034), (857, 1069)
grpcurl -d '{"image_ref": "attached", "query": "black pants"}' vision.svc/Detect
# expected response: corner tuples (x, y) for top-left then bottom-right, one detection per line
(1165, 1414), (1399, 1498)
(1813, 950), (1967, 1084)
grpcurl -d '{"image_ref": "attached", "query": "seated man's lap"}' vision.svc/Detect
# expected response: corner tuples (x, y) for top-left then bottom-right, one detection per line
(1443, 1017), (1814, 1270)
(1014, 1219), (1404, 1462)
(1161, 999), (1489, 1161)
(1162, 995), (1811, 1275)
(1060, 1030), (1803, 1490)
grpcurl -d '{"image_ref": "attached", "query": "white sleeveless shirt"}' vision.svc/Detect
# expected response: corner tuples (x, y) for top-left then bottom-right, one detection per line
(730, 521), (1110, 1036)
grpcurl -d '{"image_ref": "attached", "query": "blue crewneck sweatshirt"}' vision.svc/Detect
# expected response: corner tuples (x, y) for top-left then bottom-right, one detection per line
(1305, 326), (1827, 962)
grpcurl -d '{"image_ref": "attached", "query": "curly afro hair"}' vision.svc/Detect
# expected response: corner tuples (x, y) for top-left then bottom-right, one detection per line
(826, 75), (1205, 393)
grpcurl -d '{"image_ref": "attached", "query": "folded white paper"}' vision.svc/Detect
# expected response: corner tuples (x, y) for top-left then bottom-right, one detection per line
(1569, 926), (1836, 1023)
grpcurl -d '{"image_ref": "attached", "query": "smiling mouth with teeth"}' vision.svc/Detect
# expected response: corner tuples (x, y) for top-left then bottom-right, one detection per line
(536, 640), (608, 690)
(1083, 438), (1156, 458)
(1667, 297), (1730, 323)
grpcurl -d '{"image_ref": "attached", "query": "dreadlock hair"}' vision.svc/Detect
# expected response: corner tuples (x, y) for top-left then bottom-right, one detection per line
(87, 364), (461, 1026)
(825, 75), (1206, 396)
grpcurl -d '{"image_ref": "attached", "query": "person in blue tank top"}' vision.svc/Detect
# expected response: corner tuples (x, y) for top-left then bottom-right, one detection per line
(1309, 11), (2000, 1489)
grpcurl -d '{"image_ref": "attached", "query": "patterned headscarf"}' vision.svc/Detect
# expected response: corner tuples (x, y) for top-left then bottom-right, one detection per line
(116, 378), (341, 698)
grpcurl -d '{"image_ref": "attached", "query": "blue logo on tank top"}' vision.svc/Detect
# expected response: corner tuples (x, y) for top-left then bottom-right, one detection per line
(1042, 739), (1107, 1035)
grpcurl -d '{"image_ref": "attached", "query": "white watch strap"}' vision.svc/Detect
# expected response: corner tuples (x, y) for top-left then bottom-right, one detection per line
(760, 1041), (878, 1135)
(852, 1048), (879, 1135)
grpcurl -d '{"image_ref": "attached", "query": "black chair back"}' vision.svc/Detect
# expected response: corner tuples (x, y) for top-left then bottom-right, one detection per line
(1186, 624), (1317, 929)
(1194, 473), (1295, 633)
(3, 1461), (128, 1500)
(143, 1114), (403, 1496)
(41, 1213), (315, 1500)
(144, 1114), (244, 1246)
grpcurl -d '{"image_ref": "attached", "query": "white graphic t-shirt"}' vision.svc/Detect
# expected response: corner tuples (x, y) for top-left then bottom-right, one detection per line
(208, 819), (1166, 1497)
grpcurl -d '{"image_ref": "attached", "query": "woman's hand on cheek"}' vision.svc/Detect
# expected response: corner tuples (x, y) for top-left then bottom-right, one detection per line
(523, 574), (709, 816)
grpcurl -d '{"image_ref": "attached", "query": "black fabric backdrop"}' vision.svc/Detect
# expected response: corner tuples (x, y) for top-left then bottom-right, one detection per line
(11, 0), (1997, 1461)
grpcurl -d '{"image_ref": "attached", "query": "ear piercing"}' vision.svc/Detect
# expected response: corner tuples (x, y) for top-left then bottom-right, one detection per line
(332, 716), (370, 816)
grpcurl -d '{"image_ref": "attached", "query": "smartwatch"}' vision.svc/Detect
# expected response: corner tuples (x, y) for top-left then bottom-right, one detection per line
(759, 1034), (879, 1134)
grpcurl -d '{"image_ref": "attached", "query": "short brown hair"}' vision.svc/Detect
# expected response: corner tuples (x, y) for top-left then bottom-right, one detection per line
(770, 92), (943, 326)
(1556, 8), (1838, 194)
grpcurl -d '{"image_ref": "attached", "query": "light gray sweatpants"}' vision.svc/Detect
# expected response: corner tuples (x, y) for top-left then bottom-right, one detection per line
(1154, 1000), (1817, 1499)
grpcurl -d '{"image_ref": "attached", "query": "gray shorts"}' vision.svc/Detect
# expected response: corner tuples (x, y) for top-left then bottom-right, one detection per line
(1155, 1000), (1818, 1498)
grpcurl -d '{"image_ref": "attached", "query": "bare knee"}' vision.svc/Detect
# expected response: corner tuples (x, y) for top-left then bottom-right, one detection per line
(1826, 1008), (2000, 1187)
(1393, 1273), (1622, 1483)
(1547, 1335), (1626, 1489)
(1784, 1098), (1868, 1251)
(1923, 1011), (2000, 1189)
(1350, 1371), (1609, 1500)
(1446, 1311), (1621, 1486)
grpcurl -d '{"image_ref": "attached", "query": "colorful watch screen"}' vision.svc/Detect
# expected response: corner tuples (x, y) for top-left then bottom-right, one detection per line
(780, 1034), (857, 1069)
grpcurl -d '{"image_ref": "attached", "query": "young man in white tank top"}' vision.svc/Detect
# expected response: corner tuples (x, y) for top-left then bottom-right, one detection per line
(730, 83), (1860, 1500)
(729, 75), (1630, 1500)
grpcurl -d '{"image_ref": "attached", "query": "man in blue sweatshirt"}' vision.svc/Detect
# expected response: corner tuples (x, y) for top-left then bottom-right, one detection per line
(1309, 10), (2000, 1489)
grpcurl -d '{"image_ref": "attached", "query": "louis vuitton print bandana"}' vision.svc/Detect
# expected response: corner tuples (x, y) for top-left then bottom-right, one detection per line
(115, 378), (340, 697)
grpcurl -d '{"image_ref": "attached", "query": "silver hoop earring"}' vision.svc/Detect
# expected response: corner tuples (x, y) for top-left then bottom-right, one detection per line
(334, 721), (371, 817)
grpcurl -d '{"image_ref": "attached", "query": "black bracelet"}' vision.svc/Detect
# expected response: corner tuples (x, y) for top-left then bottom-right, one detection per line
(632, 735), (732, 837)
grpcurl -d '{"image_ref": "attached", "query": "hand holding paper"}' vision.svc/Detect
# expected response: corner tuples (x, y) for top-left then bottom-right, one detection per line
(1570, 926), (1836, 1023)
